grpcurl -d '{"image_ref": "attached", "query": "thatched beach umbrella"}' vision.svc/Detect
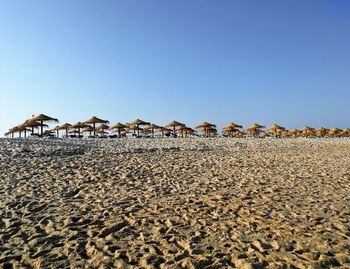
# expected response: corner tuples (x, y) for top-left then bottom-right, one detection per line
(246, 123), (265, 137)
(342, 128), (350, 137)
(267, 124), (285, 138)
(130, 119), (150, 136)
(208, 127), (218, 137)
(165, 120), (184, 137)
(58, 123), (72, 137)
(249, 123), (265, 129)
(83, 126), (94, 136)
(51, 125), (61, 138)
(224, 122), (243, 129)
(71, 122), (90, 137)
(329, 128), (342, 137)
(84, 116), (109, 137)
(23, 120), (49, 136)
(28, 114), (59, 136)
(222, 127), (239, 137)
(268, 124), (285, 132)
(158, 127), (172, 138)
(289, 129), (301, 138)
(17, 124), (32, 138)
(147, 123), (160, 137)
(176, 125), (194, 138)
(129, 125), (144, 137)
(9, 127), (18, 138)
(11, 125), (23, 138)
(300, 126), (315, 137)
(110, 122), (126, 137)
(315, 127), (329, 137)
(195, 122), (216, 137)
(95, 124), (110, 137)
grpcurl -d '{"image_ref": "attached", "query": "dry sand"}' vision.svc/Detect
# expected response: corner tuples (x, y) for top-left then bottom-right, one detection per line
(0, 138), (350, 268)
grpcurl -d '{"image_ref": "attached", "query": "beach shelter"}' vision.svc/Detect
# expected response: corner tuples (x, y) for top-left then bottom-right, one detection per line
(95, 124), (110, 137)
(71, 122), (90, 137)
(342, 128), (350, 137)
(224, 122), (243, 129)
(315, 127), (329, 137)
(176, 125), (194, 138)
(84, 116), (109, 136)
(110, 122), (126, 137)
(17, 123), (32, 138)
(147, 123), (160, 137)
(129, 125), (144, 137)
(195, 122), (216, 137)
(58, 123), (72, 137)
(246, 123), (265, 137)
(23, 120), (47, 135)
(248, 123), (265, 129)
(329, 128), (342, 137)
(268, 124), (285, 132)
(165, 120), (185, 137)
(130, 119), (150, 136)
(52, 125), (61, 138)
(300, 126), (315, 137)
(27, 114), (59, 136)
(267, 124), (285, 137)
(158, 127), (172, 138)
(82, 126), (94, 136)
(222, 126), (240, 137)
(9, 127), (18, 138)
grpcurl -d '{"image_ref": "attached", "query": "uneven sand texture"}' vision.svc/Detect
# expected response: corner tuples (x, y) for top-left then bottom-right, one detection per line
(0, 138), (350, 268)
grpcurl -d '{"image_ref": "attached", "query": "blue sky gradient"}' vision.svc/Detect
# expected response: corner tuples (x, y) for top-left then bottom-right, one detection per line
(1, 1), (349, 135)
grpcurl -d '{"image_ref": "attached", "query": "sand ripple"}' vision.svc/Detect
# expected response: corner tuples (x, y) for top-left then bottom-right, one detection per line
(0, 138), (350, 268)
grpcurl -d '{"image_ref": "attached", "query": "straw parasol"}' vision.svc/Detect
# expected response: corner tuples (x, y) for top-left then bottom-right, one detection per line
(224, 122), (243, 129)
(23, 120), (48, 136)
(329, 128), (342, 137)
(110, 122), (126, 137)
(95, 124), (110, 137)
(12, 124), (29, 138)
(222, 126), (240, 137)
(18, 124), (32, 138)
(82, 126), (94, 136)
(51, 125), (61, 138)
(157, 127), (171, 138)
(315, 127), (329, 137)
(9, 127), (18, 138)
(165, 120), (185, 137)
(246, 123), (265, 137)
(129, 125), (144, 136)
(130, 119), (150, 136)
(289, 129), (301, 138)
(176, 125), (194, 138)
(195, 122), (216, 137)
(28, 114), (59, 136)
(58, 123), (72, 137)
(343, 128), (350, 137)
(71, 122), (90, 137)
(147, 123), (160, 137)
(300, 126), (315, 137)
(248, 123), (265, 129)
(84, 116), (109, 136)
(267, 124), (285, 138)
(268, 124), (285, 132)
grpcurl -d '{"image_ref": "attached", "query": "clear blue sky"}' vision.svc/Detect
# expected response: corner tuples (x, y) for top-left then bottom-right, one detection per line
(1, 0), (349, 135)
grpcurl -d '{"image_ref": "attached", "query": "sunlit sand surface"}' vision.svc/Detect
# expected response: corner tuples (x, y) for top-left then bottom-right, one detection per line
(1, 138), (350, 268)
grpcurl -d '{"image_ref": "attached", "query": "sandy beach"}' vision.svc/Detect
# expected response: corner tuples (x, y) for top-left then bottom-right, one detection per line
(1, 138), (350, 268)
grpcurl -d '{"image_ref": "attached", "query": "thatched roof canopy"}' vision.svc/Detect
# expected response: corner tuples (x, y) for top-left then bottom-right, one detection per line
(84, 116), (109, 124)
